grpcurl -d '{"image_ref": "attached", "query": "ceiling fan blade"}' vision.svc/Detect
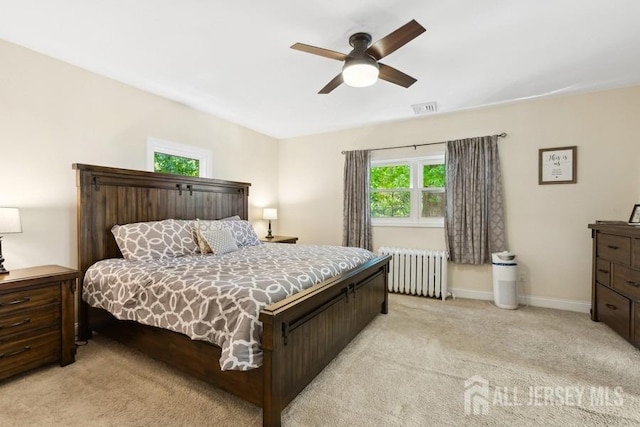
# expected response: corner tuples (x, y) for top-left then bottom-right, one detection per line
(318, 74), (344, 94)
(378, 63), (417, 88)
(366, 19), (426, 60)
(291, 43), (347, 61)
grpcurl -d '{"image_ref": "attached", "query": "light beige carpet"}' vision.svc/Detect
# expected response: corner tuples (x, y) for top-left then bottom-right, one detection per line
(1, 295), (639, 426)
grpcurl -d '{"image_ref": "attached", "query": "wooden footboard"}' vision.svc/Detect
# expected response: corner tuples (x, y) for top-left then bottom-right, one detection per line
(261, 255), (389, 426)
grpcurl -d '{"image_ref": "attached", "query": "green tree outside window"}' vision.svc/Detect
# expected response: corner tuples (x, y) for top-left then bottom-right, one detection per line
(154, 153), (200, 177)
(370, 165), (411, 217)
(422, 164), (445, 218)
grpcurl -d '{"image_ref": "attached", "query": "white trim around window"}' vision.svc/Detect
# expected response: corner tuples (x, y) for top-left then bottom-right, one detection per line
(146, 137), (213, 178)
(371, 154), (445, 228)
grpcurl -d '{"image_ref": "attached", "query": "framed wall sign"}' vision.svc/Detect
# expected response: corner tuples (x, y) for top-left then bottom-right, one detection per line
(538, 146), (577, 185)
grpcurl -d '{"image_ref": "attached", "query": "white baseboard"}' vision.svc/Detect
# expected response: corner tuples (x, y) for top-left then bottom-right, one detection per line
(449, 287), (591, 314)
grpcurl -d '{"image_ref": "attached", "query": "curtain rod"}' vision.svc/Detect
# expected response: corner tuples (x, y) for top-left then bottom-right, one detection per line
(341, 132), (507, 155)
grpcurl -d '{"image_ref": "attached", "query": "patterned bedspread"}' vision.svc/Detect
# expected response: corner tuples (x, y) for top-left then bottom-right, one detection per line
(83, 243), (376, 371)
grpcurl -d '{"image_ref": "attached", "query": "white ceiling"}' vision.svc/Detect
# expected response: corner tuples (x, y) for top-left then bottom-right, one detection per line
(1, 1), (639, 139)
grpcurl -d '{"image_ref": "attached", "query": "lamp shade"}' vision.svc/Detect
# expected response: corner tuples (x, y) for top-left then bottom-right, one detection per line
(262, 208), (278, 220)
(342, 57), (379, 88)
(0, 208), (22, 234)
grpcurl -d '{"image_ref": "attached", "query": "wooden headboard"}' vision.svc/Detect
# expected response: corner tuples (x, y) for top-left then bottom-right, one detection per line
(73, 163), (251, 278)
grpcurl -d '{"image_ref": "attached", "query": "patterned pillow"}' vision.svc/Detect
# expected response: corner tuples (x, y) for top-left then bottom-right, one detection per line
(224, 219), (261, 248)
(112, 219), (199, 261)
(199, 228), (239, 255)
(174, 219), (200, 252)
(194, 219), (260, 253)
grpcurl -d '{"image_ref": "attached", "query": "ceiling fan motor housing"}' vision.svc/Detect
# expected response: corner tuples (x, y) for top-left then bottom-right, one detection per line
(342, 32), (379, 87)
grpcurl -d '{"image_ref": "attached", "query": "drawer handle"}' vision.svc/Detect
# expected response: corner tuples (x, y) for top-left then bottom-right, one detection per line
(607, 245), (620, 250)
(605, 303), (618, 310)
(598, 269), (609, 274)
(626, 280), (640, 288)
(0, 297), (31, 307)
(0, 318), (31, 330)
(0, 345), (31, 359)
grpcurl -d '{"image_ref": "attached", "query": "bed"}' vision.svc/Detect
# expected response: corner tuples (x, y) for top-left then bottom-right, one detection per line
(73, 163), (390, 426)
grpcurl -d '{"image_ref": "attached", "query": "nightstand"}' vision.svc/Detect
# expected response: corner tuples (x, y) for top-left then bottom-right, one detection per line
(0, 265), (78, 382)
(261, 235), (298, 244)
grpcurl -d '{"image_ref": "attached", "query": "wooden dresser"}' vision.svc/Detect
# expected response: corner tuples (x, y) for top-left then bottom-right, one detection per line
(0, 265), (77, 381)
(589, 223), (640, 347)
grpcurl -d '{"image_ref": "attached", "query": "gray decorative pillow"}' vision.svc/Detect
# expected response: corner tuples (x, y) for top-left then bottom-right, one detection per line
(174, 219), (201, 252)
(194, 219), (260, 253)
(200, 228), (239, 255)
(225, 219), (261, 247)
(112, 219), (199, 261)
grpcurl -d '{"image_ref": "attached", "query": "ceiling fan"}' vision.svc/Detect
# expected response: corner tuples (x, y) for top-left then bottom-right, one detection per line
(291, 19), (426, 94)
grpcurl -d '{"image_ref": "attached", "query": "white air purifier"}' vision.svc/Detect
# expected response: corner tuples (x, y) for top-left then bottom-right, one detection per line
(492, 251), (518, 309)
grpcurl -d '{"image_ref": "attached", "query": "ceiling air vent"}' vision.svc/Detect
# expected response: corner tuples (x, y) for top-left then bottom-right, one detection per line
(411, 102), (437, 115)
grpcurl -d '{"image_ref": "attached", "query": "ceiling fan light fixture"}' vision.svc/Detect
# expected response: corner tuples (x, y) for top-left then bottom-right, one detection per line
(342, 57), (379, 88)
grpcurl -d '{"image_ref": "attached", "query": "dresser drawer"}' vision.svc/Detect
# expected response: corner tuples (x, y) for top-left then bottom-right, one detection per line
(0, 286), (60, 316)
(0, 304), (60, 339)
(596, 258), (611, 286)
(596, 284), (630, 340)
(0, 329), (60, 381)
(632, 238), (640, 269)
(597, 234), (631, 265)
(612, 264), (640, 300)
(634, 301), (640, 346)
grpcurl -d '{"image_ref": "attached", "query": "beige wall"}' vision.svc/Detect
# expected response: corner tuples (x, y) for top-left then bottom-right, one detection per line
(3, 37), (640, 312)
(279, 86), (640, 309)
(0, 40), (279, 271)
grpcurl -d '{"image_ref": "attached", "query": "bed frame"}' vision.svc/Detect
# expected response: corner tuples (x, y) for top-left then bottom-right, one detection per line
(73, 163), (390, 426)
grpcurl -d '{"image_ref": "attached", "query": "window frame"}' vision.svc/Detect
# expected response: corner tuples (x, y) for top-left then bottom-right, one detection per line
(146, 137), (213, 178)
(371, 154), (445, 228)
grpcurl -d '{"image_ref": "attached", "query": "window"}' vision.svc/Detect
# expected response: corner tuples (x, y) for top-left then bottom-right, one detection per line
(370, 154), (445, 227)
(146, 137), (212, 178)
(154, 152), (199, 177)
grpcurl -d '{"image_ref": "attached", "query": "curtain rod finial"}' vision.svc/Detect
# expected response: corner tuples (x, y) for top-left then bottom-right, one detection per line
(498, 132), (507, 138)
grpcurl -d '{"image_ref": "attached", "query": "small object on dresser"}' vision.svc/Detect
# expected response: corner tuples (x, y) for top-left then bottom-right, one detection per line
(629, 204), (640, 225)
(0, 208), (22, 275)
(262, 208), (278, 238)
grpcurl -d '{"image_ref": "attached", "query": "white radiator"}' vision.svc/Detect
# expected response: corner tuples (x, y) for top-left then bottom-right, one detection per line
(379, 247), (450, 301)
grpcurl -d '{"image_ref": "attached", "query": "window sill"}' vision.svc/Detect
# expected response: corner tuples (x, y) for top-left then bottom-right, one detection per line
(372, 221), (444, 228)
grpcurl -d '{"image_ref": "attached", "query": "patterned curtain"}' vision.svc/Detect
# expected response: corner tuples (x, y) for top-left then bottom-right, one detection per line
(445, 135), (506, 264)
(342, 150), (372, 250)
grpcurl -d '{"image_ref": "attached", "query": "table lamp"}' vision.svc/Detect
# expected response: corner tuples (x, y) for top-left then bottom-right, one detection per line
(0, 207), (22, 274)
(263, 208), (277, 239)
